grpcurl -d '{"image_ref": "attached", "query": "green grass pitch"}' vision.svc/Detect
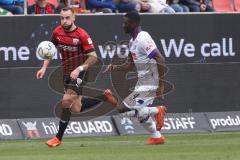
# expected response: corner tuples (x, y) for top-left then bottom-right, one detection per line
(0, 132), (240, 160)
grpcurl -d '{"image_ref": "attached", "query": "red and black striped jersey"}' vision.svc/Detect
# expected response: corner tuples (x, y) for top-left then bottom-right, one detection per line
(52, 25), (95, 75)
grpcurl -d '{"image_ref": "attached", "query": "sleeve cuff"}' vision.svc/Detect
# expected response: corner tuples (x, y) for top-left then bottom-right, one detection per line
(85, 48), (95, 54)
(147, 48), (158, 59)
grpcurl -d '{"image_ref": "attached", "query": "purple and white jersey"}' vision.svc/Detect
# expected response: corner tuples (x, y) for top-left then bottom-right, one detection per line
(129, 31), (159, 91)
(129, 31), (158, 78)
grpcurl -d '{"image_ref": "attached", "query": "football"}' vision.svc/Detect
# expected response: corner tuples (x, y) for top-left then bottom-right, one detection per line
(36, 41), (57, 59)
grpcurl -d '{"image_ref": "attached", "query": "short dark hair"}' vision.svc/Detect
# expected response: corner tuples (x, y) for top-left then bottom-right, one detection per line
(60, 7), (74, 13)
(124, 11), (141, 23)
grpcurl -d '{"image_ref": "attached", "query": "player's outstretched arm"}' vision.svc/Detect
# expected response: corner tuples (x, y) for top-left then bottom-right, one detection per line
(36, 59), (51, 79)
(103, 54), (134, 73)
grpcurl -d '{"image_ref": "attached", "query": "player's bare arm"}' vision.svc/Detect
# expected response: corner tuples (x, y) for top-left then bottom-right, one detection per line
(36, 59), (51, 79)
(103, 54), (134, 73)
(70, 51), (98, 80)
(152, 50), (165, 97)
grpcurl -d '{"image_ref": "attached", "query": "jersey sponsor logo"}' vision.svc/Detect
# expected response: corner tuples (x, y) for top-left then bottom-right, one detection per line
(22, 121), (41, 138)
(88, 38), (93, 45)
(58, 44), (78, 52)
(132, 93), (140, 100)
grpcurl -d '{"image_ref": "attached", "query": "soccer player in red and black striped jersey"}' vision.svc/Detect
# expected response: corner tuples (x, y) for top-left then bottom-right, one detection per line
(36, 7), (117, 147)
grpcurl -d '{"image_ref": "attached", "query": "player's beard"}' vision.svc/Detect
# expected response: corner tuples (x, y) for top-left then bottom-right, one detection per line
(62, 23), (73, 31)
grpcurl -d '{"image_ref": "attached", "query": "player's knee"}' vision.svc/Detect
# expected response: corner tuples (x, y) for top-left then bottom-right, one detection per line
(118, 105), (131, 113)
(137, 107), (150, 123)
(70, 106), (81, 113)
(141, 117), (156, 133)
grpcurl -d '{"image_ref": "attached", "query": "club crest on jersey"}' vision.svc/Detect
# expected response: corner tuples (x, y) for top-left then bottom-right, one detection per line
(57, 37), (61, 41)
(146, 44), (153, 52)
(73, 38), (79, 45)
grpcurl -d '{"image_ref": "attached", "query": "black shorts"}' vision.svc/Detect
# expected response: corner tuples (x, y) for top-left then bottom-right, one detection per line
(63, 71), (87, 95)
